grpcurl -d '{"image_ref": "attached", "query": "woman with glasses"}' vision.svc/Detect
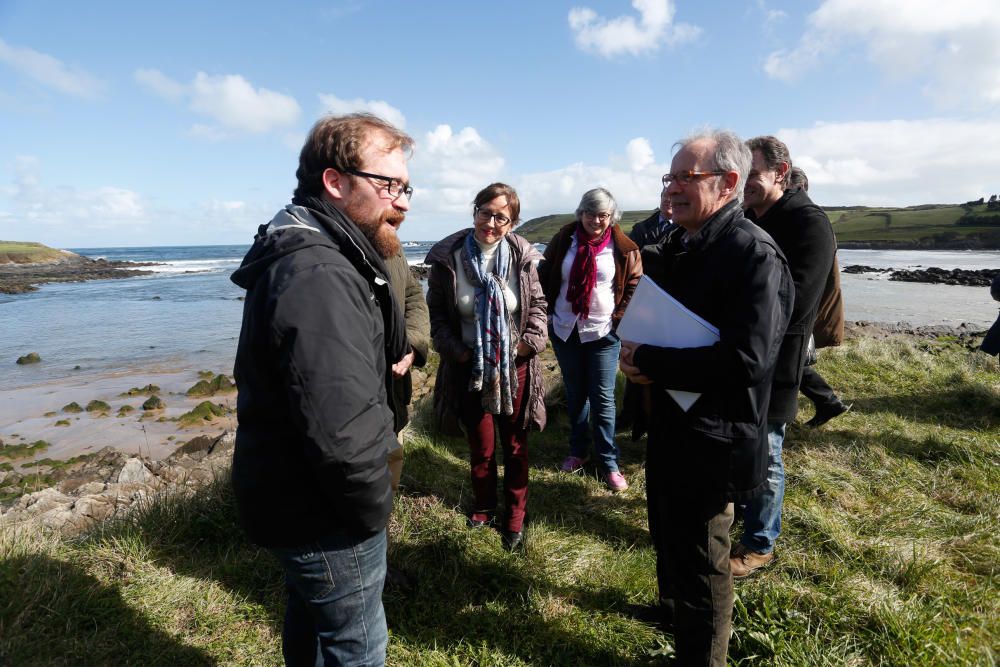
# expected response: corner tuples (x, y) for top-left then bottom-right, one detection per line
(539, 188), (642, 491)
(425, 182), (548, 551)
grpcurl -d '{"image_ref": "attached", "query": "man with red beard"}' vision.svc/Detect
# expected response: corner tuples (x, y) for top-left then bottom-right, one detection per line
(230, 113), (413, 666)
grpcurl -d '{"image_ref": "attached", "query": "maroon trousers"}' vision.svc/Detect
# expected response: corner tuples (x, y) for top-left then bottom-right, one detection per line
(460, 358), (529, 532)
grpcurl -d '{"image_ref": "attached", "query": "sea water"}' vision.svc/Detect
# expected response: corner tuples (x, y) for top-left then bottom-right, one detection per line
(1, 245), (995, 392)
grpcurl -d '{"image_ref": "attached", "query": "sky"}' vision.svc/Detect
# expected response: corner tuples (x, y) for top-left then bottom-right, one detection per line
(1, 0), (999, 248)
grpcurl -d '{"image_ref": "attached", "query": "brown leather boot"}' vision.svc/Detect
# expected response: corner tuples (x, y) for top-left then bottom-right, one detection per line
(730, 542), (775, 578)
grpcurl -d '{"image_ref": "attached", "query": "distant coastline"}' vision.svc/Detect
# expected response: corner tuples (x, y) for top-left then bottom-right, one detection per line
(0, 241), (155, 294)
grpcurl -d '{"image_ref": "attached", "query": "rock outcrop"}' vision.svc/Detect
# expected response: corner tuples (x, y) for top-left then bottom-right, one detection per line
(0, 431), (235, 534)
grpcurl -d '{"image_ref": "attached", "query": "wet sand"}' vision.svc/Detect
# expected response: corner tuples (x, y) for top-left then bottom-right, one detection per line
(0, 367), (235, 465)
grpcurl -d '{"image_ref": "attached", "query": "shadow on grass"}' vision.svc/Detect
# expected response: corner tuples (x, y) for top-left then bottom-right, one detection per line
(836, 382), (1000, 431)
(385, 531), (656, 666)
(82, 476), (287, 643)
(402, 429), (651, 549)
(0, 554), (215, 666)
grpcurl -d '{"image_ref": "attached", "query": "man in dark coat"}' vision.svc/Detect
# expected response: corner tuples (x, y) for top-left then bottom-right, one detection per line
(620, 130), (793, 666)
(230, 113), (414, 666)
(730, 137), (837, 578)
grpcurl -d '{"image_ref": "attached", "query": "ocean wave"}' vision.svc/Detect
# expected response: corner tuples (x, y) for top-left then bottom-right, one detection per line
(145, 258), (244, 275)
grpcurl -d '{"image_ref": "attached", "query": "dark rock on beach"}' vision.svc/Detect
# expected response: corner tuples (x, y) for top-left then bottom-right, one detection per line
(0, 250), (157, 294)
(889, 267), (997, 287)
(843, 265), (997, 287)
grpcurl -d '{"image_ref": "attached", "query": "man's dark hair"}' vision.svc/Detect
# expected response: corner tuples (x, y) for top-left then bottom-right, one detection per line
(473, 182), (521, 225)
(294, 113), (414, 200)
(746, 135), (792, 189)
(788, 166), (809, 192)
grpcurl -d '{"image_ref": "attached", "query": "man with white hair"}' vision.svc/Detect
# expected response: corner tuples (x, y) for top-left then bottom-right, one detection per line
(620, 130), (793, 666)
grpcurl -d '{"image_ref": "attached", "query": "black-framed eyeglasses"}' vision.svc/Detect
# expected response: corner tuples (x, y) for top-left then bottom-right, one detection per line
(342, 168), (413, 200)
(474, 207), (512, 227)
(662, 170), (726, 187)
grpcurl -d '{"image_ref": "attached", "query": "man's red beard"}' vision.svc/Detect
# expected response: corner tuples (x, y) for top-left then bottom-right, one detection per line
(349, 206), (404, 259)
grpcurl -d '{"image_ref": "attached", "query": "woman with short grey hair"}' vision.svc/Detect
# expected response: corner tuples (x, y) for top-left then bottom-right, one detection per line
(538, 187), (642, 491)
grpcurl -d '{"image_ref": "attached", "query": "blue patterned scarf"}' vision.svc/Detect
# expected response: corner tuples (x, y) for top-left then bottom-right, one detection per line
(461, 232), (517, 415)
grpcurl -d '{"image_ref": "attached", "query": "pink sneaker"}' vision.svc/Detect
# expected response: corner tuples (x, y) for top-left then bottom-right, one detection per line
(559, 455), (588, 473)
(605, 471), (628, 491)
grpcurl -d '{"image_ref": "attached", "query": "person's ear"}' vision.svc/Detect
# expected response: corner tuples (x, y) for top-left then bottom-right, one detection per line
(721, 171), (740, 198)
(322, 168), (347, 201)
(776, 161), (790, 184)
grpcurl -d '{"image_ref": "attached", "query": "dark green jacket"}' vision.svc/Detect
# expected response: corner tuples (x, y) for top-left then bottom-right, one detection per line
(385, 250), (430, 432)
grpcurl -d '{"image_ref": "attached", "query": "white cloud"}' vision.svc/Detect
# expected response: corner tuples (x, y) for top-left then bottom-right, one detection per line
(568, 0), (700, 58)
(4, 156), (147, 231)
(0, 38), (103, 99)
(317, 94), (407, 130)
(626, 138), (655, 172)
(409, 125), (505, 214)
(778, 118), (1000, 205)
(190, 73), (300, 133)
(134, 69), (301, 135)
(765, 0), (1000, 107)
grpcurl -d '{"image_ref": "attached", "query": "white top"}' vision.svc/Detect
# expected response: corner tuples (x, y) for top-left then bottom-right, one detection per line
(454, 237), (520, 348)
(550, 236), (616, 343)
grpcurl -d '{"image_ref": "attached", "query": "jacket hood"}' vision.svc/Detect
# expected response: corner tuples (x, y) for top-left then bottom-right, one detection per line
(231, 205), (339, 289)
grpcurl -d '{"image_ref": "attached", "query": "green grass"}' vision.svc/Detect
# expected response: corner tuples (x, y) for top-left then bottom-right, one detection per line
(0, 337), (997, 665)
(0, 440), (50, 461)
(0, 241), (65, 263)
(516, 203), (1000, 247)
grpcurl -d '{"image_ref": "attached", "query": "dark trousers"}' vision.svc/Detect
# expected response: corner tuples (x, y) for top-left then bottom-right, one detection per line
(460, 358), (529, 532)
(650, 485), (734, 666)
(799, 365), (838, 408)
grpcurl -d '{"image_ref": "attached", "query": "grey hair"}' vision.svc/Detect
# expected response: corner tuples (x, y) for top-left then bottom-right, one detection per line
(574, 187), (623, 224)
(674, 129), (751, 204)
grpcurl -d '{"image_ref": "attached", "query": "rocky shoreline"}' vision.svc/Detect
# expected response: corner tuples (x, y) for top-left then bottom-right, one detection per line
(843, 265), (997, 287)
(0, 252), (157, 294)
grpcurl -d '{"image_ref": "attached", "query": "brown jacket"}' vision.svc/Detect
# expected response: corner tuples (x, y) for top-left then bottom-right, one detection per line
(538, 222), (642, 329)
(425, 230), (548, 434)
(812, 252), (844, 348)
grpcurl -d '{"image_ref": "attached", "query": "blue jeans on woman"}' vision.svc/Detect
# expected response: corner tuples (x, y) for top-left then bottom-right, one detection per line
(551, 326), (622, 473)
(269, 529), (388, 666)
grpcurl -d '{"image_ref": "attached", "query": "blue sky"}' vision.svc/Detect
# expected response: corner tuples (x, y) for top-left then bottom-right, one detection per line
(2, 0), (999, 248)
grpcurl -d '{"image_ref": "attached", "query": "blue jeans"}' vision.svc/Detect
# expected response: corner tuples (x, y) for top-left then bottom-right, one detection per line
(269, 530), (388, 667)
(551, 326), (621, 473)
(740, 422), (785, 554)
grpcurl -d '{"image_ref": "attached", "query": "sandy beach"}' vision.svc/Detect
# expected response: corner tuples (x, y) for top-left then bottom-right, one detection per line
(0, 366), (235, 464)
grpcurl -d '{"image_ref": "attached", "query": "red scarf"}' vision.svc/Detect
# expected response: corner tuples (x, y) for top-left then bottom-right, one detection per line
(566, 224), (613, 319)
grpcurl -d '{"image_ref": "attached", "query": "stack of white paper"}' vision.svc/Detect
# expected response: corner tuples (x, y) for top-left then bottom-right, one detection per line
(617, 276), (720, 412)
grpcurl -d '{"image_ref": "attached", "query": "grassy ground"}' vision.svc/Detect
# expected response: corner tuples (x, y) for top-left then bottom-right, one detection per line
(1, 336), (997, 665)
(0, 241), (65, 264)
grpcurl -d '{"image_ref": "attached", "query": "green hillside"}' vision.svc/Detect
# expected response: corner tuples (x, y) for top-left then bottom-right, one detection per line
(516, 202), (1000, 249)
(0, 241), (67, 264)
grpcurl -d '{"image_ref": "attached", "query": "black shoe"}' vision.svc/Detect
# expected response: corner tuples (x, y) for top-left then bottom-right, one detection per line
(502, 530), (523, 552)
(806, 400), (852, 428)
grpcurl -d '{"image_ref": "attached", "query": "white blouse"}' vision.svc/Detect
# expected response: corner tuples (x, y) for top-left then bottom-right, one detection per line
(550, 235), (615, 343)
